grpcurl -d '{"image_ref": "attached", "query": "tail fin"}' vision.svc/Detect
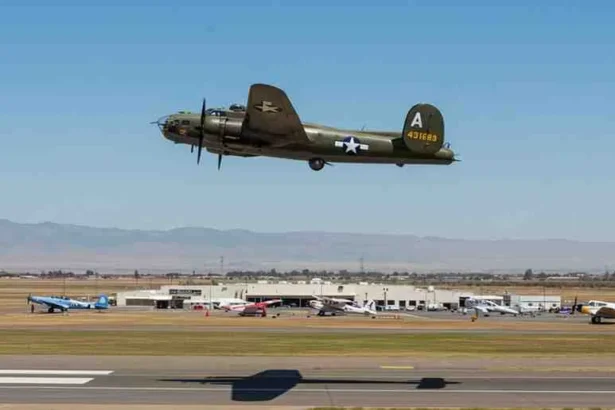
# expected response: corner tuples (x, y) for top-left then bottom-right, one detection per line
(365, 300), (376, 311)
(95, 294), (109, 309)
(402, 103), (445, 154)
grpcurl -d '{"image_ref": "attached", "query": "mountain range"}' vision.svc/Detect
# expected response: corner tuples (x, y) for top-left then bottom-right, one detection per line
(0, 219), (613, 274)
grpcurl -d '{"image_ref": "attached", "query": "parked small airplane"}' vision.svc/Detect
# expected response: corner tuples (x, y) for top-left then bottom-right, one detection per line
(574, 299), (615, 324)
(309, 295), (377, 317)
(27, 294), (109, 313)
(220, 299), (282, 317)
(211, 297), (252, 309)
(464, 298), (519, 317)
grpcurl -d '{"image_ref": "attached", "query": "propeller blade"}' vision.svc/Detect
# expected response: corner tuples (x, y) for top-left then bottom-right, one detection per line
(191, 145), (194, 153)
(572, 296), (578, 314)
(197, 98), (206, 164)
(217, 153), (222, 170)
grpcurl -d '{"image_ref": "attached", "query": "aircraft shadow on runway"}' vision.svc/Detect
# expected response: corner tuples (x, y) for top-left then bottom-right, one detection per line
(158, 369), (460, 402)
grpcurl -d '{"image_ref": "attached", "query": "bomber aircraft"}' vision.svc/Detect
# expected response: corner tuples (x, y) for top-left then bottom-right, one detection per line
(154, 83), (457, 171)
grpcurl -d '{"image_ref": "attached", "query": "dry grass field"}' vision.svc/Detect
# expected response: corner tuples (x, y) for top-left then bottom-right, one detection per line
(0, 310), (607, 333)
(1, 328), (613, 356)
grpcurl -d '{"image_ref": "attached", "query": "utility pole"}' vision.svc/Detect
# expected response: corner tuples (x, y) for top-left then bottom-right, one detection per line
(360, 256), (364, 274)
(208, 263), (213, 310)
(220, 256), (224, 276)
(383, 287), (388, 310)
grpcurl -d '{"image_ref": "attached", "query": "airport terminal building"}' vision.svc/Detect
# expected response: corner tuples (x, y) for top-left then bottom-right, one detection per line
(115, 280), (472, 311)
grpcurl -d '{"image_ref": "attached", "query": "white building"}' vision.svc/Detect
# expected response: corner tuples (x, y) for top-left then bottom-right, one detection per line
(115, 282), (471, 310)
(508, 294), (562, 312)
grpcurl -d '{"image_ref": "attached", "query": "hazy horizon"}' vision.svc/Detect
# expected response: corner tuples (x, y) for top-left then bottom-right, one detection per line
(1, 217), (614, 243)
(1, 219), (614, 274)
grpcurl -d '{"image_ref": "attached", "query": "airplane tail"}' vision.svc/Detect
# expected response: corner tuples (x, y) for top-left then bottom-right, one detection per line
(402, 103), (445, 154)
(365, 300), (376, 312)
(94, 294), (109, 309)
(464, 298), (477, 308)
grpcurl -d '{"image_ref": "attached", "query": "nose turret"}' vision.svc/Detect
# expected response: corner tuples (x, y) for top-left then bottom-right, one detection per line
(156, 112), (199, 143)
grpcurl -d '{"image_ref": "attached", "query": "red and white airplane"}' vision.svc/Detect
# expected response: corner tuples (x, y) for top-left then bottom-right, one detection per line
(220, 299), (282, 316)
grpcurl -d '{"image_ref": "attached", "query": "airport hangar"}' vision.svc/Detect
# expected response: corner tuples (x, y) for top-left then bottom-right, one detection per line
(115, 280), (477, 311)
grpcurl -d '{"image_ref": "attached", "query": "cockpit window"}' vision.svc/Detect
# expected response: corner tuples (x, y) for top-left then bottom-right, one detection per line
(181, 120), (190, 125)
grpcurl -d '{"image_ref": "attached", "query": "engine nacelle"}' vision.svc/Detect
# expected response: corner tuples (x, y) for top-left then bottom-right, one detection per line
(205, 116), (243, 138)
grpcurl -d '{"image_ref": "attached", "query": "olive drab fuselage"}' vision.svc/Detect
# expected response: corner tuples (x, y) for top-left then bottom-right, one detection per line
(156, 83), (457, 171)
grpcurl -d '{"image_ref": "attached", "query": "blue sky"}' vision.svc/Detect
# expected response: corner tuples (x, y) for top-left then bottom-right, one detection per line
(1, 0), (614, 241)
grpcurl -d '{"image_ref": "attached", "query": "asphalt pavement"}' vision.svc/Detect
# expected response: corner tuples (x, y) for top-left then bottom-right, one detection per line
(1, 356), (615, 408)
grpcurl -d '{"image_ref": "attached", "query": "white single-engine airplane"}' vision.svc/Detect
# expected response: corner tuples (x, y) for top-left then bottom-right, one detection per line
(576, 299), (615, 324)
(464, 297), (519, 317)
(309, 295), (377, 317)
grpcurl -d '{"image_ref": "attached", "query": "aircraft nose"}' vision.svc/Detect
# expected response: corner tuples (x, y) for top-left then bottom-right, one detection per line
(152, 115), (170, 129)
(155, 115), (178, 141)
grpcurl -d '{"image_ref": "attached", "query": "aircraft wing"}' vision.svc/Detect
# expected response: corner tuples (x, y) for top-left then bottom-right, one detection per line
(473, 305), (490, 314)
(312, 295), (353, 307)
(242, 84), (311, 146)
(31, 297), (71, 310)
(318, 303), (344, 313)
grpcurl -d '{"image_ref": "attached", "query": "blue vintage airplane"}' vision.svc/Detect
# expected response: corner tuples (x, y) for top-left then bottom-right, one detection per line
(27, 294), (109, 313)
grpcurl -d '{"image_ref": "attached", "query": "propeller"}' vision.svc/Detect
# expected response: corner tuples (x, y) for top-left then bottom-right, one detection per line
(571, 295), (581, 314)
(197, 98), (206, 165)
(217, 153), (222, 170)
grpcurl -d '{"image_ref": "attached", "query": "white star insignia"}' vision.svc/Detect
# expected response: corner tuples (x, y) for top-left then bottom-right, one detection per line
(335, 136), (369, 154)
(254, 100), (281, 113)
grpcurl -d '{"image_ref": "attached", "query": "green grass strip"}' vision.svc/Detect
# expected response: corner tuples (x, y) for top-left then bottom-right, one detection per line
(1, 330), (612, 356)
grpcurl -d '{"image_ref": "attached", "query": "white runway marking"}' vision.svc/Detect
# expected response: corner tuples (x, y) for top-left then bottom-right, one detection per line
(0, 370), (113, 375)
(0, 377), (94, 385)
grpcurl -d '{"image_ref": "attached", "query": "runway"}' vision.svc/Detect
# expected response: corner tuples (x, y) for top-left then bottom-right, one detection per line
(2, 356), (615, 408)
